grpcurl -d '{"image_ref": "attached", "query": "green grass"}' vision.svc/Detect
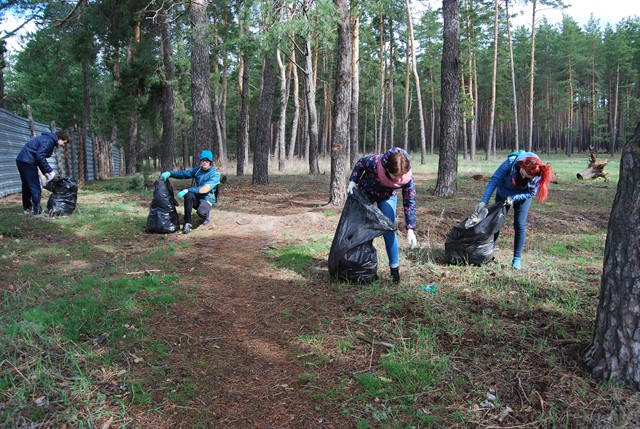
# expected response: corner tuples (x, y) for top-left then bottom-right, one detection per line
(0, 187), (186, 428)
(0, 151), (630, 428)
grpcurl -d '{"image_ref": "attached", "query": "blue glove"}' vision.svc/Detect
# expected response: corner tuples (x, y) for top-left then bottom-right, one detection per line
(474, 202), (486, 213)
(161, 171), (171, 181)
(504, 196), (513, 206)
(177, 189), (188, 199)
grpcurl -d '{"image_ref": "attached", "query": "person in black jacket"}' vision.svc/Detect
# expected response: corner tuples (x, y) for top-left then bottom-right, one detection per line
(16, 130), (70, 214)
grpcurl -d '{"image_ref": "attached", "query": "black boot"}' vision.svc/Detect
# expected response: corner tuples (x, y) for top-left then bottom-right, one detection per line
(390, 267), (400, 284)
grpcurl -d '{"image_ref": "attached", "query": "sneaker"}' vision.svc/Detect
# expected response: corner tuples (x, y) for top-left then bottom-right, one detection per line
(512, 257), (522, 270)
(390, 267), (400, 284)
(183, 223), (192, 234)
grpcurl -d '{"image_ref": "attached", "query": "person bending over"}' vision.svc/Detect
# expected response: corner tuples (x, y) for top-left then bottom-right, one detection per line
(16, 130), (70, 215)
(347, 147), (418, 284)
(475, 151), (553, 269)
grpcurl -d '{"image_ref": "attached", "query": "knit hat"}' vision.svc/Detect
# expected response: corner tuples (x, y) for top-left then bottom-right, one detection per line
(200, 150), (213, 162)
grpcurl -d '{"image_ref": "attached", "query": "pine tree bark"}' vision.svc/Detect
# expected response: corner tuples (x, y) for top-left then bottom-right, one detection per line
(527, 0), (537, 152)
(434, 0), (460, 197)
(80, 58), (90, 183)
(487, 0), (499, 161)
(329, 0), (352, 206)
(276, 47), (289, 172)
(505, 0), (520, 151)
(288, 50), (300, 160)
(236, 55), (250, 176)
(304, 37), (320, 175)
(349, 9), (360, 167)
(406, 0), (427, 164)
(160, 14), (175, 171)
(253, 55), (276, 185)
(583, 122), (640, 391)
(189, 0), (214, 157)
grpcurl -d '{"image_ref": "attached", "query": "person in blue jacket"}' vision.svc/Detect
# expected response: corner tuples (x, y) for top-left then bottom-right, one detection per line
(161, 150), (220, 234)
(475, 151), (553, 269)
(347, 147), (418, 284)
(15, 130), (70, 214)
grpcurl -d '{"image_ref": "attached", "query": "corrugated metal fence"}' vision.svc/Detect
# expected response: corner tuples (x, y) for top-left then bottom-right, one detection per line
(0, 108), (122, 198)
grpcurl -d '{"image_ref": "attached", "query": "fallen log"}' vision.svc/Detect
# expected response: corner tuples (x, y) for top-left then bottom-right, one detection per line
(577, 146), (609, 181)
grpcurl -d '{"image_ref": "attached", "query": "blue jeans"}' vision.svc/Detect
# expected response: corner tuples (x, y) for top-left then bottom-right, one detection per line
(377, 194), (399, 268)
(494, 196), (532, 258)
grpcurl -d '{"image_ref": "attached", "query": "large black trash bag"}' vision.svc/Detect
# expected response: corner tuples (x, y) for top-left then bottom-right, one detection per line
(44, 176), (78, 216)
(445, 202), (508, 265)
(146, 178), (180, 233)
(328, 189), (395, 283)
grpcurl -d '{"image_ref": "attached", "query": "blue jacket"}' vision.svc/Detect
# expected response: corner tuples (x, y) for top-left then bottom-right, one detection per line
(168, 166), (221, 205)
(15, 132), (58, 174)
(481, 151), (542, 204)
(349, 147), (417, 229)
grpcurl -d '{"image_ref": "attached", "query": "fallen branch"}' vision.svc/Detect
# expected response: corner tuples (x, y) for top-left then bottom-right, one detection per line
(355, 331), (395, 349)
(125, 269), (161, 276)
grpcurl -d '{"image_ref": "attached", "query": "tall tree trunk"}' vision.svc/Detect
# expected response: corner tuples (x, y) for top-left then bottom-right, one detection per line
(276, 47), (289, 171)
(125, 95), (139, 176)
(527, 0), (537, 152)
(434, 0), (460, 197)
(583, 122), (640, 391)
(288, 50), (300, 160)
(487, 0), (499, 160)
(81, 58), (90, 183)
(253, 54), (277, 185)
(406, 0), (427, 164)
(189, 0), (214, 157)
(567, 65), (574, 156)
(377, 14), (386, 154)
(304, 38), (320, 175)
(610, 64), (620, 155)
(160, 13), (175, 171)
(388, 17), (395, 149)
(429, 68), (436, 154)
(236, 27), (250, 176)
(329, 0), (352, 206)
(349, 9), (360, 167)
(403, 32), (411, 152)
(505, 0), (520, 151)
(0, 40), (5, 108)
(465, 0), (477, 161)
(212, 19), (227, 166)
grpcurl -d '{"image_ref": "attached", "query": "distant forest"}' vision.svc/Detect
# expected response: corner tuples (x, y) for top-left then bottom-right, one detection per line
(1, 0), (639, 176)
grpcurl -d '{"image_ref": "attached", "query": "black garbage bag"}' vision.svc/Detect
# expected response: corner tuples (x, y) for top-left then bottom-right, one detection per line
(328, 189), (395, 283)
(445, 202), (508, 265)
(44, 176), (78, 216)
(146, 178), (180, 233)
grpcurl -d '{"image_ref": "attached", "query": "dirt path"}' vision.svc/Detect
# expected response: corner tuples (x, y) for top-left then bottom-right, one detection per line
(132, 207), (353, 428)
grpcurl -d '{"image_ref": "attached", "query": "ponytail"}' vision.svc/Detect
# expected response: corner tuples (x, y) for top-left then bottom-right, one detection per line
(536, 164), (553, 203)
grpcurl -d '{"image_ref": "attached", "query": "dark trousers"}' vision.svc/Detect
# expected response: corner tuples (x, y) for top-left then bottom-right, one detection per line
(16, 160), (42, 212)
(183, 192), (211, 224)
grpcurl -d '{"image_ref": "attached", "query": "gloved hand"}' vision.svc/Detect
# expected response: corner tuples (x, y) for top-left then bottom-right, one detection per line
(177, 189), (188, 199)
(161, 171), (171, 181)
(474, 201), (486, 213)
(45, 171), (55, 182)
(504, 196), (513, 206)
(407, 229), (418, 249)
(347, 181), (356, 194)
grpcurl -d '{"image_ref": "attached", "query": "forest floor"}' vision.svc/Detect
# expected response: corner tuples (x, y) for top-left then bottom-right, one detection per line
(2, 162), (640, 428)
